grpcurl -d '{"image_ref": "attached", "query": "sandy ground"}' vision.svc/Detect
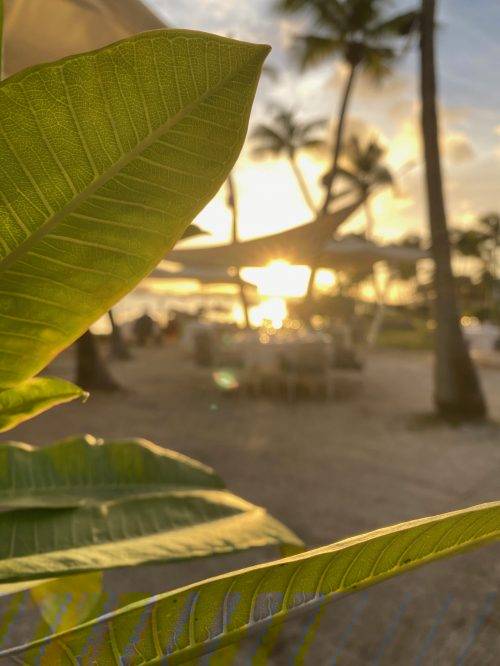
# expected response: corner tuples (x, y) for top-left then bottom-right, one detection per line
(1, 345), (499, 664)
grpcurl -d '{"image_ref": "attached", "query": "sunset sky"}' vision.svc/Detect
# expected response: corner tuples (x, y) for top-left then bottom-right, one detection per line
(146, 0), (500, 245)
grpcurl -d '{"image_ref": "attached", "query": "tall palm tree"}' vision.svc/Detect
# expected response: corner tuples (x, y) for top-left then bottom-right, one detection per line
(226, 173), (251, 328)
(420, 0), (486, 420)
(277, 0), (418, 215)
(251, 107), (326, 214)
(108, 309), (132, 361)
(277, 0), (418, 298)
(323, 134), (394, 237)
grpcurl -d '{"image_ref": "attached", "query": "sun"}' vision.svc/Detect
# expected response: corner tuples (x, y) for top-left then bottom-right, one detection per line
(241, 260), (310, 298)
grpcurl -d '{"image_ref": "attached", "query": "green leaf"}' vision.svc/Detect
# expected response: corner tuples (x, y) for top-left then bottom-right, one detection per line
(0, 377), (87, 433)
(0, 29), (270, 389)
(0, 437), (301, 585)
(0, 435), (224, 508)
(2, 502), (498, 664)
(30, 572), (103, 632)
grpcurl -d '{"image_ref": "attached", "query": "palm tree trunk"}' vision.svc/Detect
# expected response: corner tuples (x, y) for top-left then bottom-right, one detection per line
(76, 330), (120, 392)
(364, 198), (376, 239)
(306, 62), (358, 299)
(227, 174), (250, 328)
(420, 0), (486, 420)
(108, 309), (131, 360)
(289, 155), (317, 214)
(321, 63), (358, 215)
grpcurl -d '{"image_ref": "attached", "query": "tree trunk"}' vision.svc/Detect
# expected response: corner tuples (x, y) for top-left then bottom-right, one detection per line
(108, 309), (131, 360)
(321, 63), (358, 215)
(420, 0), (486, 420)
(227, 174), (251, 328)
(76, 330), (120, 392)
(306, 62), (358, 299)
(289, 154), (317, 214)
(364, 198), (376, 239)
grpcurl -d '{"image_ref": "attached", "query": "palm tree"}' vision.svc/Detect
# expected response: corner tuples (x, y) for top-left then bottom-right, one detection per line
(277, 0), (418, 300)
(226, 173), (251, 328)
(251, 107), (326, 214)
(108, 309), (132, 360)
(276, 0), (418, 216)
(420, 0), (486, 420)
(76, 330), (120, 392)
(323, 134), (394, 237)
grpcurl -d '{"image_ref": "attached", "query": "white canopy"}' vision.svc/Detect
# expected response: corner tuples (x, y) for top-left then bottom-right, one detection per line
(320, 236), (428, 270)
(150, 264), (242, 285)
(3, 0), (167, 77)
(168, 199), (363, 269)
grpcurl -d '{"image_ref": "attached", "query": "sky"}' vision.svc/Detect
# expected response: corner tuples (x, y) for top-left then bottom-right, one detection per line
(144, 0), (500, 246)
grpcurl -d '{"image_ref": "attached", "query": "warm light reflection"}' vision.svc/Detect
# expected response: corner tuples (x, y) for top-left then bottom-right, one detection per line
(250, 297), (288, 329)
(242, 260), (310, 298)
(315, 269), (336, 292)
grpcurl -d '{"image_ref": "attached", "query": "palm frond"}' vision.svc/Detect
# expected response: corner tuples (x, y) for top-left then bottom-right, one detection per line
(297, 33), (344, 69)
(361, 45), (395, 79)
(301, 138), (327, 153)
(369, 10), (420, 38)
(300, 117), (328, 135)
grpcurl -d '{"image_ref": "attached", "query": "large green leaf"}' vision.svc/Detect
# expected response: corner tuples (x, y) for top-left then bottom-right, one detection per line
(2, 502), (497, 664)
(0, 377), (87, 433)
(0, 437), (300, 585)
(0, 435), (224, 508)
(0, 29), (270, 389)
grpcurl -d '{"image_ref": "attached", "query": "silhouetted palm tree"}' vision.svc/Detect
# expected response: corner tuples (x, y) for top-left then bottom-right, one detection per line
(420, 0), (486, 420)
(323, 134), (394, 236)
(108, 309), (131, 360)
(251, 107), (326, 213)
(225, 173), (251, 328)
(276, 0), (418, 216)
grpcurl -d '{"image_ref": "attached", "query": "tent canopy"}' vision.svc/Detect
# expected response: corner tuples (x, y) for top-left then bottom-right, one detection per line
(319, 236), (428, 270)
(149, 264), (241, 285)
(3, 0), (167, 77)
(168, 199), (363, 269)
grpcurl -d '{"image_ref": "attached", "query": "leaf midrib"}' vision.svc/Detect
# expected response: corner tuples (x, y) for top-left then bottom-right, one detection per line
(0, 37), (262, 274)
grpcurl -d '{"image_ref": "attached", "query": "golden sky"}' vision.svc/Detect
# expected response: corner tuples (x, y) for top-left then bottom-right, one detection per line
(147, 0), (500, 247)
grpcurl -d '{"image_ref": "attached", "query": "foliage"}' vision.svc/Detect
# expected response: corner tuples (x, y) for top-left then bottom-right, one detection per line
(323, 134), (393, 198)
(0, 377), (86, 432)
(453, 213), (500, 322)
(377, 322), (433, 351)
(251, 106), (326, 212)
(0, 29), (269, 390)
(251, 107), (326, 159)
(2, 502), (499, 663)
(276, 0), (418, 74)
(0, 437), (299, 589)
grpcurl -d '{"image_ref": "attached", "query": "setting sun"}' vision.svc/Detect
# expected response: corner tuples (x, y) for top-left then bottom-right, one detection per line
(241, 260), (310, 298)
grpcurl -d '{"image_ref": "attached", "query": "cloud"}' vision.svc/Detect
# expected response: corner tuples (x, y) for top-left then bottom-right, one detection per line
(444, 132), (475, 163)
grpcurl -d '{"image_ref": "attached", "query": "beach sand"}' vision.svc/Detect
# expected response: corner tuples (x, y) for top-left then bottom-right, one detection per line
(3, 345), (499, 664)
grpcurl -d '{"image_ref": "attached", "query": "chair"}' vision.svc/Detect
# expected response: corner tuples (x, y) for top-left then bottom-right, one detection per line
(280, 341), (334, 401)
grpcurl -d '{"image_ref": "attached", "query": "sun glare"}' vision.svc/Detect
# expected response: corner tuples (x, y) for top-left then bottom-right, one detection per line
(250, 297), (288, 329)
(242, 260), (310, 298)
(315, 269), (336, 292)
